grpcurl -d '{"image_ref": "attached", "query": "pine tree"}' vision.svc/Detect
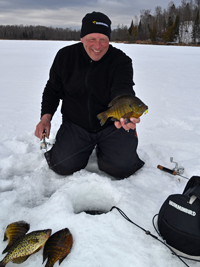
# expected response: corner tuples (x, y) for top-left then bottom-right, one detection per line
(162, 23), (176, 42)
(128, 20), (134, 36)
(138, 20), (144, 40)
(162, 15), (177, 42)
(148, 20), (158, 43)
(167, 16), (173, 28)
(127, 20), (138, 42)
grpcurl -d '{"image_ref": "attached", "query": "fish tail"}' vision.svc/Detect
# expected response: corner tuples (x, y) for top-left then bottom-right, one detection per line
(97, 111), (108, 126)
(44, 259), (54, 267)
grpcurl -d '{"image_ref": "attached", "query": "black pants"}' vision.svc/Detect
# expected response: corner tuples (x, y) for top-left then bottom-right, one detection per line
(45, 121), (144, 179)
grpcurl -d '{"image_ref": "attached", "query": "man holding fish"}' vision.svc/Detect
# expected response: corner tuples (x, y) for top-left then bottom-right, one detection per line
(35, 11), (148, 179)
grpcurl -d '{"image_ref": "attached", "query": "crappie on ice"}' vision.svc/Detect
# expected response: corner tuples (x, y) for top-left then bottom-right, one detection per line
(97, 95), (148, 126)
(2, 221), (30, 254)
(43, 228), (73, 267)
(0, 229), (52, 267)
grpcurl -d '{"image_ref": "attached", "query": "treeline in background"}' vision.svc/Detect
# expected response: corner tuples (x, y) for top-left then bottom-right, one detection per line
(0, 0), (199, 45)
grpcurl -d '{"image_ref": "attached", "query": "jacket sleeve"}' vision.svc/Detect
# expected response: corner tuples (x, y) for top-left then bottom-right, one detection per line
(109, 50), (135, 100)
(41, 50), (65, 118)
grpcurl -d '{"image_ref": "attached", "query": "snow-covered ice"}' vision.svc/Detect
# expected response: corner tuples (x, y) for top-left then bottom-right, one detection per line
(0, 40), (200, 267)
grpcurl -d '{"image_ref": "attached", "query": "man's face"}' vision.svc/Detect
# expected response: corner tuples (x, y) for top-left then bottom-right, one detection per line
(81, 33), (109, 61)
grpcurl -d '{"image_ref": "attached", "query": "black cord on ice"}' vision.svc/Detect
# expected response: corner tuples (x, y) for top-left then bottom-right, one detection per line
(110, 206), (190, 267)
(110, 206), (158, 239)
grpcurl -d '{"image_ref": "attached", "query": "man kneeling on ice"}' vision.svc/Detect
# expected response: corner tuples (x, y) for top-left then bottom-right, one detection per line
(35, 11), (145, 179)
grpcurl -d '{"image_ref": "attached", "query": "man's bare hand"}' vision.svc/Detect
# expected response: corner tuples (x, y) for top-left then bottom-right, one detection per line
(114, 117), (140, 131)
(35, 114), (51, 140)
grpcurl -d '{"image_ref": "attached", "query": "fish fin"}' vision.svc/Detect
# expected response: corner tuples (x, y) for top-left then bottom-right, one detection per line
(2, 245), (11, 254)
(59, 255), (68, 265)
(108, 96), (121, 107)
(43, 251), (48, 263)
(3, 235), (26, 254)
(108, 95), (129, 107)
(123, 112), (137, 120)
(97, 111), (109, 126)
(3, 234), (8, 242)
(12, 255), (30, 264)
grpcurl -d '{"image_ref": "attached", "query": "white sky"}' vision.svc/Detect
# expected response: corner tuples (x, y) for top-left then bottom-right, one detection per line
(0, 0), (183, 29)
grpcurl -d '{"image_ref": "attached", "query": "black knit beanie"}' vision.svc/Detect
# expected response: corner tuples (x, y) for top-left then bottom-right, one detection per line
(80, 11), (111, 40)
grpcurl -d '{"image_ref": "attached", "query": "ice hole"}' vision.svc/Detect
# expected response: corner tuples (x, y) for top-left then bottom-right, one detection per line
(71, 185), (116, 215)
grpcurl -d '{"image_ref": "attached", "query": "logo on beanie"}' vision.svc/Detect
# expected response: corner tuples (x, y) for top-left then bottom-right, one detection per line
(92, 20), (109, 28)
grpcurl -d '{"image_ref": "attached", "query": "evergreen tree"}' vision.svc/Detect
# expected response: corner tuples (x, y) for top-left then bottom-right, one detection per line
(138, 20), (145, 40)
(127, 20), (138, 42)
(163, 23), (176, 42)
(162, 15), (177, 42)
(167, 16), (173, 28)
(148, 20), (158, 43)
(128, 20), (134, 36)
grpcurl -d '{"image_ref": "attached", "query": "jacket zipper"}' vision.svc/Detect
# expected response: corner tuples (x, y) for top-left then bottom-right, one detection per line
(85, 60), (95, 131)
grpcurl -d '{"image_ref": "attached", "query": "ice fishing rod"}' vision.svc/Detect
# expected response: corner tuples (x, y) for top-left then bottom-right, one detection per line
(157, 157), (189, 180)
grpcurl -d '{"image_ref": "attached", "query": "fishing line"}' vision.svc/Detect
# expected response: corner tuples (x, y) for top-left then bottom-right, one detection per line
(47, 126), (127, 170)
(178, 174), (189, 180)
(110, 206), (190, 267)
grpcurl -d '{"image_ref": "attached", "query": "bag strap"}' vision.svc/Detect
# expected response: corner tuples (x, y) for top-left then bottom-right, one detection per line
(183, 176), (200, 194)
(184, 184), (200, 200)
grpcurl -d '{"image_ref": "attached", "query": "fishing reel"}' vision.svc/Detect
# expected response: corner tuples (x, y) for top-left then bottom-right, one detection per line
(157, 157), (185, 178)
(170, 157), (184, 175)
(40, 131), (53, 151)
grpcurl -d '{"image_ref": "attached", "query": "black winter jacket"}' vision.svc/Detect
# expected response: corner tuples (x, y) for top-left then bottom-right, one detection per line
(41, 42), (135, 132)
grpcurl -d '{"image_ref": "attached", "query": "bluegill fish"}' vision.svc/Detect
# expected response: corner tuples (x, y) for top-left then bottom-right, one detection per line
(3, 221), (30, 254)
(43, 228), (73, 267)
(97, 95), (148, 126)
(0, 229), (52, 267)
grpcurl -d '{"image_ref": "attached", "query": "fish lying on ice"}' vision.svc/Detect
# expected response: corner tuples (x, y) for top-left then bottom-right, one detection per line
(97, 95), (148, 126)
(2, 221), (30, 254)
(0, 229), (52, 267)
(43, 228), (73, 267)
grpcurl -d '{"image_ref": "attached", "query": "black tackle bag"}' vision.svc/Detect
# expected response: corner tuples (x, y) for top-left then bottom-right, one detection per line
(157, 176), (200, 260)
